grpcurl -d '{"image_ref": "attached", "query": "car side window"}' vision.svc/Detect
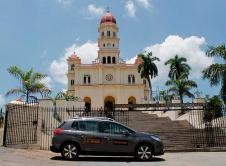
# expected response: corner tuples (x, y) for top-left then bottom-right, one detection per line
(75, 121), (98, 132)
(99, 122), (130, 134)
(71, 121), (78, 130)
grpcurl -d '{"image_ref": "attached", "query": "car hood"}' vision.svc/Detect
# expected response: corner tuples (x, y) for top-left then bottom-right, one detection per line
(135, 131), (157, 138)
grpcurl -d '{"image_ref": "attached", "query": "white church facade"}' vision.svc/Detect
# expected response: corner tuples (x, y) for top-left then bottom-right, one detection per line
(67, 11), (150, 109)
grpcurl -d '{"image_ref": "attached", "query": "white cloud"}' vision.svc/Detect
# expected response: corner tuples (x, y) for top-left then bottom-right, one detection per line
(127, 35), (214, 89)
(40, 77), (53, 90)
(87, 4), (105, 17)
(0, 94), (5, 106)
(50, 41), (98, 85)
(125, 0), (136, 17)
(136, 0), (150, 8)
(57, 0), (72, 6)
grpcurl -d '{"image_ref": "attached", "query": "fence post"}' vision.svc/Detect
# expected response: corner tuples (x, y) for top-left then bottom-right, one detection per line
(3, 106), (8, 146)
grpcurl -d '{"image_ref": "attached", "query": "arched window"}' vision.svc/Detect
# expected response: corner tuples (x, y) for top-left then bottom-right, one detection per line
(113, 44), (115, 47)
(71, 64), (75, 71)
(102, 31), (104, 36)
(128, 75), (131, 83)
(132, 75), (135, 83)
(107, 56), (111, 64)
(70, 79), (74, 85)
(112, 57), (116, 64)
(103, 43), (105, 47)
(103, 57), (106, 64)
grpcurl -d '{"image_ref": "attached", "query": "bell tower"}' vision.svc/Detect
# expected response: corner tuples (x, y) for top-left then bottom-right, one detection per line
(98, 11), (120, 64)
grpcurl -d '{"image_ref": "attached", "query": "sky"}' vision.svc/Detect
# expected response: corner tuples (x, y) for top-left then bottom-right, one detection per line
(0, 0), (226, 106)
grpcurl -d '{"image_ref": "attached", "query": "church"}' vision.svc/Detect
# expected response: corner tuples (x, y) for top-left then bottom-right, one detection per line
(67, 11), (150, 109)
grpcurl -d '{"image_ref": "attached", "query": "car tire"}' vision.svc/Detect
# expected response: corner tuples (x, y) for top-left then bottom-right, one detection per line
(135, 144), (153, 161)
(61, 143), (79, 160)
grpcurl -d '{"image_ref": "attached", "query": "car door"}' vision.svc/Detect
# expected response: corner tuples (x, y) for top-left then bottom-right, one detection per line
(76, 120), (103, 152)
(98, 121), (135, 153)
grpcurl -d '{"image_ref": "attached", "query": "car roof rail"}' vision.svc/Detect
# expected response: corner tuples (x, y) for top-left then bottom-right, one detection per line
(71, 116), (114, 121)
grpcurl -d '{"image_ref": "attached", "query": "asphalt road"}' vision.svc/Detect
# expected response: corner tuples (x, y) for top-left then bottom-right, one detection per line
(0, 147), (226, 166)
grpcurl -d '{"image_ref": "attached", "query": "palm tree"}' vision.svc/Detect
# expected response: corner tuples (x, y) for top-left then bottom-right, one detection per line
(202, 44), (226, 104)
(165, 55), (191, 80)
(165, 74), (197, 103)
(6, 66), (48, 103)
(159, 90), (173, 103)
(138, 52), (160, 97)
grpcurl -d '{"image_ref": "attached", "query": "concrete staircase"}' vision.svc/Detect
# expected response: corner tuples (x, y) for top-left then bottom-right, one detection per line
(127, 111), (193, 151)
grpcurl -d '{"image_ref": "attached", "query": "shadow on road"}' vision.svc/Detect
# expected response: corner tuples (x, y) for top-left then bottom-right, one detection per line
(51, 156), (165, 162)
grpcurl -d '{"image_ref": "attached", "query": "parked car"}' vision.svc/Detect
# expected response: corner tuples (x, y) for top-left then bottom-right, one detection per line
(50, 117), (164, 161)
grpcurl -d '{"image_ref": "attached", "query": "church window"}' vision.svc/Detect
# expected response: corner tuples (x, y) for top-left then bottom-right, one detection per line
(102, 31), (104, 36)
(71, 64), (75, 71)
(103, 43), (105, 47)
(107, 31), (110, 37)
(84, 75), (91, 84)
(71, 79), (74, 85)
(128, 74), (135, 84)
(103, 57), (106, 64)
(112, 57), (116, 64)
(113, 44), (115, 47)
(107, 56), (111, 64)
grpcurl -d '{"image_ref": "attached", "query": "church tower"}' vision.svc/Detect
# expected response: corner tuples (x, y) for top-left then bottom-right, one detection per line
(98, 11), (120, 64)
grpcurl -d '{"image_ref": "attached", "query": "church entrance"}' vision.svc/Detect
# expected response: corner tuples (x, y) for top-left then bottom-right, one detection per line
(128, 96), (136, 111)
(104, 96), (115, 111)
(84, 97), (91, 112)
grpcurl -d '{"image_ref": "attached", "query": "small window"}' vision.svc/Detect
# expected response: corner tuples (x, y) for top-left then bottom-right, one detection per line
(102, 31), (104, 36)
(78, 121), (98, 132)
(71, 80), (74, 85)
(113, 44), (115, 47)
(107, 56), (111, 64)
(103, 43), (105, 47)
(103, 57), (106, 64)
(128, 74), (135, 84)
(112, 57), (116, 64)
(71, 64), (75, 71)
(84, 76), (86, 84)
(84, 75), (91, 84)
(107, 31), (110, 37)
(128, 75), (131, 83)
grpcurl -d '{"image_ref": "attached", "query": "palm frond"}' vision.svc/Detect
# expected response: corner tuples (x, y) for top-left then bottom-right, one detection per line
(5, 88), (25, 97)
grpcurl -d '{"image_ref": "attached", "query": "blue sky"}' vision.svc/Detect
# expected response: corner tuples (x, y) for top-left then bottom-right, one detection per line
(0, 0), (226, 105)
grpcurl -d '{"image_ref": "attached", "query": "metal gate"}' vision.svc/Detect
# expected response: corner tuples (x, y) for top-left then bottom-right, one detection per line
(3, 103), (38, 146)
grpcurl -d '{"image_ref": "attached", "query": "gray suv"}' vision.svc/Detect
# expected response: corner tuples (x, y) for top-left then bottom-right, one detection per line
(50, 117), (164, 161)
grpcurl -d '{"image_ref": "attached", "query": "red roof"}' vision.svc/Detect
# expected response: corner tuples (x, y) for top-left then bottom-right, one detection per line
(100, 12), (116, 24)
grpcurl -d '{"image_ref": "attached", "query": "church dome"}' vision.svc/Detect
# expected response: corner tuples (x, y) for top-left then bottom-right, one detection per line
(100, 11), (116, 24)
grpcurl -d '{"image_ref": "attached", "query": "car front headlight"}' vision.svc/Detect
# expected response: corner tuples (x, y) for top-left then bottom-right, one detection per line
(151, 136), (161, 142)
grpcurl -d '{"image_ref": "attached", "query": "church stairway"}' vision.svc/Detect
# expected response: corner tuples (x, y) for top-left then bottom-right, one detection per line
(127, 111), (194, 151)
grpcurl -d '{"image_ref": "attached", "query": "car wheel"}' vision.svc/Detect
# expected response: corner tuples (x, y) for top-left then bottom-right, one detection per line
(135, 144), (153, 161)
(61, 143), (79, 160)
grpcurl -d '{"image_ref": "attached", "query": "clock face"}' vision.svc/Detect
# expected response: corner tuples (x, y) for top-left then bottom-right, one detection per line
(105, 74), (113, 81)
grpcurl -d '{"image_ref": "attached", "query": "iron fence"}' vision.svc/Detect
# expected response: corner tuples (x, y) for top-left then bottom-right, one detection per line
(2, 102), (226, 151)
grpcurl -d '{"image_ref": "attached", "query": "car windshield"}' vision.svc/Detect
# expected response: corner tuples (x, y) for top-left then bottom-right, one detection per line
(99, 122), (134, 134)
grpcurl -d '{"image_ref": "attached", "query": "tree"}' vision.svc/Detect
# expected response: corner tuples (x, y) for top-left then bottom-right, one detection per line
(202, 44), (226, 104)
(6, 66), (48, 103)
(203, 95), (223, 122)
(165, 55), (191, 80)
(137, 52), (160, 97)
(165, 74), (197, 103)
(159, 90), (173, 103)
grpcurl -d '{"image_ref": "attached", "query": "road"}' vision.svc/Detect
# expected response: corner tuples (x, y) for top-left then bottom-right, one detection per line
(0, 147), (226, 166)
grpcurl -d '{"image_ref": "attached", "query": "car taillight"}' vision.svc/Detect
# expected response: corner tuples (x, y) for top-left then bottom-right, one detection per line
(53, 128), (64, 136)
